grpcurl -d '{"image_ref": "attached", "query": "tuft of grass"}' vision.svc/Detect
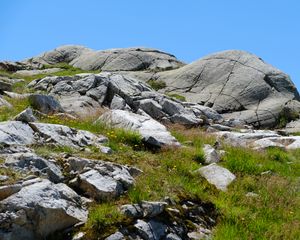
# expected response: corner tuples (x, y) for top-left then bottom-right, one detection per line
(167, 93), (186, 102)
(0, 97), (30, 121)
(86, 203), (127, 237)
(147, 79), (166, 90)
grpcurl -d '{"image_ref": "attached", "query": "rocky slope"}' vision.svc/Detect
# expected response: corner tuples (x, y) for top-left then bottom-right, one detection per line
(0, 46), (299, 240)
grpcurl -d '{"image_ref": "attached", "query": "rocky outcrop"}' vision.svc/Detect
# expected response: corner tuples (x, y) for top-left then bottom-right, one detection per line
(28, 73), (218, 125)
(98, 110), (180, 148)
(106, 198), (217, 240)
(67, 157), (135, 201)
(157, 50), (300, 128)
(24, 45), (184, 71)
(28, 94), (64, 114)
(0, 179), (88, 240)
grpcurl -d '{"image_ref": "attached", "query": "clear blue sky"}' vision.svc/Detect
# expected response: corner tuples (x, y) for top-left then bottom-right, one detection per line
(1, 0), (300, 88)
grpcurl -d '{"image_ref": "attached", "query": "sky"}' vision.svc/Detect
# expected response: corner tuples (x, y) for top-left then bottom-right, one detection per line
(1, 0), (300, 87)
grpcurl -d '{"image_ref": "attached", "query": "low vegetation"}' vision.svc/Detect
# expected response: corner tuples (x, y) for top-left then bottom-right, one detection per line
(146, 79), (166, 90)
(167, 93), (187, 101)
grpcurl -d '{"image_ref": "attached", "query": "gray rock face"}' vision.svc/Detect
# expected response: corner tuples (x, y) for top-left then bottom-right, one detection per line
(284, 119), (300, 134)
(203, 144), (220, 164)
(28, 94), (64, 114)
(25, 45), (184, 71)
(134, 219), (167, 240)
(121, 201), (167, 219)
(196, 163), (236, 191)
(29, 122), (108, 149)
(0, 79), (12, 92)
(13, 108), (37, 123)
(98, 110), (180, 148)
(0, 121), (35, 145)
(0, 179), (88, 240)
(16, 68), (62, 76)
(158, 50), (300, 128)
(4, 152), (64, 183)
(67, 157), (135, 200)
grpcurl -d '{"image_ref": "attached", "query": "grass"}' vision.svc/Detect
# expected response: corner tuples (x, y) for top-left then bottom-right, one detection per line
(72, 126), (300, 239)
(0, 97), (30, 121)
(146, 79), (166, 90)
(167, 93), (187, 101)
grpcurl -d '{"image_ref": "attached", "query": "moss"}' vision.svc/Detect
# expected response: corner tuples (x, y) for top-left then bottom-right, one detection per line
(147, 79), (166, 90)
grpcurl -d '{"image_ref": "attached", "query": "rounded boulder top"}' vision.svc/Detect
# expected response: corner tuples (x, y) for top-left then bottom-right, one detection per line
(25, 45), (185, 72)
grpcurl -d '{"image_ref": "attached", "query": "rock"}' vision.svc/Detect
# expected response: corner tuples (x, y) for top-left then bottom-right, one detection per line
(158, 50), (300, 128)
(121, 201), (167, 218)
(76, 169), (123, 200)
(0, 80), (12, 92)
(0, 96), (12, 108)
(105, 232), (125, 240)
(0, 121), (35, 145)
(165, 233), (182, 240)
(4, 152), (64, 183)
(28, 94), (64, 114)
(196, 163), (236, 191)
(284, 119), (300, 134)
(203, 144), (220, 164)
(16, 68), (62, 76)
(0, 61), (31, 71)
(246, 192), (259, 198)
(97, 110), (180, 148)
(134, 219), (167, 240)
(3, 91), (30, 99)
(14, 108), (37, 123)
(0, 184), (22, 200)
(72, 232), (86, 240)
(110, 94), (128, 110)
(0, 175), (9, 182)
(29, 122), (107, 149)
(26, 45), (184, 71)
(69, 158), (135, 200)
(138, 99), (166, 119)
(0, 179), (88, 239)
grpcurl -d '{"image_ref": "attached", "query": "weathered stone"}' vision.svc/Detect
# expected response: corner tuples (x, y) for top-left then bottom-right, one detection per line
(4, 152), (64, 183)
(105, 232), (125, 240)
(76, 169), (123, 200)
(16, 68), (62, 76)
(0, 179), (88, 239)
(0, 121), (35, 145)
(29, 122), (107, 149)
(134, 219), (167, 240)
(203, 144), (220, 164)
(158, 50), (300, 128)
(196, 163), (236, 191)
(0, 184), (22, 200)
(28, 94), (64, 114)
(0, 80), (12, 92)
(97, 110), (180, 148)
(0, 97), (12, 108)
(121, 201), (167, 219)
(14, 108), (37, 123)
(26, 45), (184, 71)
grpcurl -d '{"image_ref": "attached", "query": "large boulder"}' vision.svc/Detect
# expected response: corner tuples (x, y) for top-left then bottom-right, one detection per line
(0, 121), (35, 145)
(97, 110), (180, 148)
(28, 94), (64, 114)
(25, 45), (184, 71)
(0, 179), (88, 240)
(157, 50), (300, 128)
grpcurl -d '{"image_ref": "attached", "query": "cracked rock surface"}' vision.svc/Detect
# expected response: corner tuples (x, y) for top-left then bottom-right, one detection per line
(156, 50), (300, 128)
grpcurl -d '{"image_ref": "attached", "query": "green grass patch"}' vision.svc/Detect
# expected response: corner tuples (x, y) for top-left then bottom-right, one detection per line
(146, 79), (166, 90)
(167, 93), (186, 101)
(0, 97), (30, 121)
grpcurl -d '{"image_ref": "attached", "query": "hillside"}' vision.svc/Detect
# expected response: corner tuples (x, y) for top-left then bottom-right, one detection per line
(0, 46), (299, 240)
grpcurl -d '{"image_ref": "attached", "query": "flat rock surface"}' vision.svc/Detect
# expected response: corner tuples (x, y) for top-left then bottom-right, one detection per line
(197, 163), (236, 191)
(98, 109), (180, 148)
